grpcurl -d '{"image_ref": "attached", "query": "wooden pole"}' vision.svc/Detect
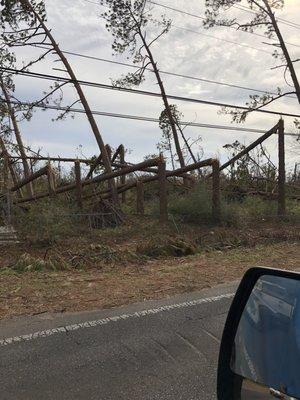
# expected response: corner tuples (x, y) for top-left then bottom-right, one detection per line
(278, 119), (286, 217)
(11, 165), (48, 192)
(3, 155), (12, 225)
(120, 145), (126, 204)
(219, 124), (278, 172)
(3, 154), (9, 192)
(74, 160), (83, 209)
(158, 155), (168, 223)
(106, 144), (112, 194)
(47, 163), (56, 197)
(136, 181), (144, 215)
(17, 158), (160, 204)
(0, 78), (34, 198)
(83, 158), (216, 201)
(8, 155), (191, 178)
(111, 145), (123, 163)
(0, 138), (23, 198)
(212, 159), (221, 223)
(86, 153), (102, 180)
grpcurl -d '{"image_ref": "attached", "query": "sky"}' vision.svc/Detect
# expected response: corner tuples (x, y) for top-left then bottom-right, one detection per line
(7, 0), (300, 171)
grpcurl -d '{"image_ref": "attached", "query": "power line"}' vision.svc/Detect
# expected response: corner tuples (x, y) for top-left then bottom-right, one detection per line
(170, 24), (272, 54)
(1, 98), (298, 137)
(31, 44), (295, 98)
(147, 0), (300, 49)
(80, 0), (278, 53)
(233, 4), (300, 30)
(2, 67), (299, 118)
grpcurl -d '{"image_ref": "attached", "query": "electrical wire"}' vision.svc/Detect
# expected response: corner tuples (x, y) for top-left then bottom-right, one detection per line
(170, 24), (272, 54)
(1, 98), (298, 136)
(147, 0), (300, 48)
(2, 67), (299, 118)
(31, 44), (296, 98)
(233, 4), (300, 30)
(81, 0), (289, 52)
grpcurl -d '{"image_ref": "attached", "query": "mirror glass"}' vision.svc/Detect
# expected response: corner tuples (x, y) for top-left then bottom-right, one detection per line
(231, 274), (300, 399)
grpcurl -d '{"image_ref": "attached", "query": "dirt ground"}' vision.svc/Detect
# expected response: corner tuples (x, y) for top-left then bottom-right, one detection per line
(0, 218), (299, 320)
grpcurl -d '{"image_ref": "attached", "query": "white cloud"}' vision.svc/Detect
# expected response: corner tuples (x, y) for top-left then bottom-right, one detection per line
(7, 0), (300, 170)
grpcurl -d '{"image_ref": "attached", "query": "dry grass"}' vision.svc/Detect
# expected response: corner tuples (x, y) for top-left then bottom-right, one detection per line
(0, 240), (299, 319)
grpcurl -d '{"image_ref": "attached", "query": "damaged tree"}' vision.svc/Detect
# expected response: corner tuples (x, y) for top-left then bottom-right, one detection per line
(1, 0), (118, 204)
(0, 47), (34, 196)
(203, 0), (300, 123)
(101, 0), (186, 169)
(0, 77), (34, 196)
(159, 104), (202, 171)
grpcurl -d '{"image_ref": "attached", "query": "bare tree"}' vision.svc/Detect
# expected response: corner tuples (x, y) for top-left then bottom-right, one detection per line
(101, 0), (186, 168)
(0, 47), (34, 195)
(159, 104), (201, 169)
(203, 0), (300, 123)
(1, 0), (118, 203)
(0, 77), (34, 196)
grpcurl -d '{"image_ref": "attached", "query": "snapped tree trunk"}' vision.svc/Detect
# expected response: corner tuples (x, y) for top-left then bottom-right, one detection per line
(136, 26), (185, 168)
(263, 0), (300, 104)
(20, 0), (118, 204)
(0, 137), (23, 198)
(0, 78), (34, 196)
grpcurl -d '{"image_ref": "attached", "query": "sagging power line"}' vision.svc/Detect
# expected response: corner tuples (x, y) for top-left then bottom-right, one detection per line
(1, 67), (299, 119)
(1, 98), (298, 137)
(147, 0), (300, 48)
(80, 0), (288, 53)
(233, 4), (300, 30)
(31, 44), (295, 99)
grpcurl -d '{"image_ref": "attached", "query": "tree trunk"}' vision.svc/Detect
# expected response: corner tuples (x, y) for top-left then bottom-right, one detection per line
(20, 0), (118, 204)
(277, 119), (286, 217)
(0, 137), (23, 198)
(137, 30), (185, 168)
(0, 78), (34, 196)
(263, 0), (300, 104)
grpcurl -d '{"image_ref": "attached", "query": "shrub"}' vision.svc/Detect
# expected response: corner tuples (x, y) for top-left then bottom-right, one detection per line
(168, 184), (214, 224)
(14, 199), (79, 245)
(287, 199), (300, 217)
(1, 253), (70, 274)
(137, 236), (197, 258)
(167, 184), (286, 227)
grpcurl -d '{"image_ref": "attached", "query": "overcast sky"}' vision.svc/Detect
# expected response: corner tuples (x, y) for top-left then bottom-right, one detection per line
(10, 0), (300, 170)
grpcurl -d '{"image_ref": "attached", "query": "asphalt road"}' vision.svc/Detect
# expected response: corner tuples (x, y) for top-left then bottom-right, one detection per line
(0, 281), (238, 400)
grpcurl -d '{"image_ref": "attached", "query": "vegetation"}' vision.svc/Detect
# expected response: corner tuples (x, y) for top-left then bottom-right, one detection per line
(203, 0), (300, 130)
(0, 0), (299, 319)
(14, 199), (79, 245)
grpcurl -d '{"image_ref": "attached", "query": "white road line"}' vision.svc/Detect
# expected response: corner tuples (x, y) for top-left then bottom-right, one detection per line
(0, 293), (234, 347)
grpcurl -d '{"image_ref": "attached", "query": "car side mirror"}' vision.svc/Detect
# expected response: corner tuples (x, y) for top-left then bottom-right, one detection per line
(218, 267), (300, 400)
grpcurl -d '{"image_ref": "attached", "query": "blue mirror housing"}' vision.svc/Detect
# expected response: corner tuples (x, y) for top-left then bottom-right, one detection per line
(217, 267), (300, 400)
